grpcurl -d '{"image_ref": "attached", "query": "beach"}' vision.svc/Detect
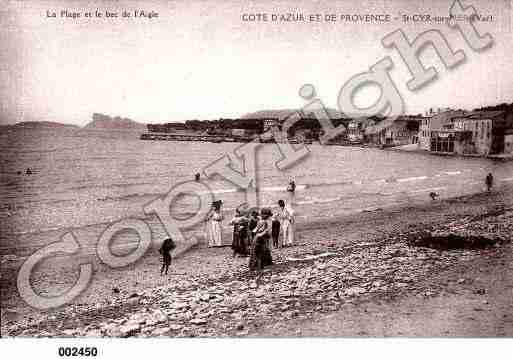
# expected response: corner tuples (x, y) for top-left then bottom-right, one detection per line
(2, 183), (512, 337)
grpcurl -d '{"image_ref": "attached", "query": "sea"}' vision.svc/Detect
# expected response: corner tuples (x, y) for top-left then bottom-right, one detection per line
(1, 128), (512, 252)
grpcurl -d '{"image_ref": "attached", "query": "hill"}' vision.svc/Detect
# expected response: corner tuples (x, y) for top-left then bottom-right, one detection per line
(84, 113), (146, 130)
(474, 102), (513, 113)
(240, 108), (349, 120)
(8, 121), (79, 130)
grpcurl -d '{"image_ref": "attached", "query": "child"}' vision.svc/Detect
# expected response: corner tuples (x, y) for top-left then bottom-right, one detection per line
(159, 237), (176, 275)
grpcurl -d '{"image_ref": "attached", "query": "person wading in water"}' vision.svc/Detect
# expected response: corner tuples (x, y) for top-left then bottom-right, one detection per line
(159, 237), (176, 275)
(486, 172), (494, 192)
(286, 179), (296, 204)
(287, 179), (296, 193)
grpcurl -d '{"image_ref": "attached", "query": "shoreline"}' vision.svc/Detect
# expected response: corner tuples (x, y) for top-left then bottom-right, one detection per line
(2, 184), (512, 337)
(387, 144), (513, 161)
(3, 167), (512, 247)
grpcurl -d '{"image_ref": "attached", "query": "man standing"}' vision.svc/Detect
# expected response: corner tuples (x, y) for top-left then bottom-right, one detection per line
(271, 212), (281, 249)
(159, 237), (176, 275)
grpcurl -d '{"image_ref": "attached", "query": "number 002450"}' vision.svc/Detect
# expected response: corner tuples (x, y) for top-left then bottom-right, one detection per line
(58, 347), (98, 357)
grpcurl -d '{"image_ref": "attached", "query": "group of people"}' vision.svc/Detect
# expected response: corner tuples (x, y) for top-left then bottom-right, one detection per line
(203, 198), (295, 271)
(158, 179), (297, 275)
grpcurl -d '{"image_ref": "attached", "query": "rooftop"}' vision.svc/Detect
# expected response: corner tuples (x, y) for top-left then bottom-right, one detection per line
(455, 110), (505, 121)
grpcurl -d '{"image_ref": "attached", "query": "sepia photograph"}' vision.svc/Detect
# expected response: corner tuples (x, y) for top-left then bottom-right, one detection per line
(1, 0), (513, 355)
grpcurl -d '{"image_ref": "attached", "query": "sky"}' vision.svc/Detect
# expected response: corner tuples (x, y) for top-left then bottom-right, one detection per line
(1, 0), (512, 125)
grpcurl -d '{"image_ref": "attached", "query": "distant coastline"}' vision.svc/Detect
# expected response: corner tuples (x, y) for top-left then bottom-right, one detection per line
(1, 121), (80, 130)
(1, 113), (146, 132)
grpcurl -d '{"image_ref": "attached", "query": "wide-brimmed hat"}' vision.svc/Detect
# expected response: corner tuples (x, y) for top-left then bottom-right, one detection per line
(236, 203), (250, 215)
(242, 206), (258, 216)
(211, 200), (223, 209)
(260, 207), (272, 218)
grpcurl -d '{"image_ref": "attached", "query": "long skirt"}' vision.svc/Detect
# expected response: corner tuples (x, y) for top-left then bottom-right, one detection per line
(271, 220), (281, 248)
(232, 228), (248, 255)
(207, 220), (223, 247)
(262, 238), (273, 266)
(249, 235), (272, 271)
(162, 253), (172, 266)
(280, 219), (294, 246)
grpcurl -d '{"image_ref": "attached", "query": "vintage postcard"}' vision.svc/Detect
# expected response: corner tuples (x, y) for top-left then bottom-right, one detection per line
(1, 0), (513, 354)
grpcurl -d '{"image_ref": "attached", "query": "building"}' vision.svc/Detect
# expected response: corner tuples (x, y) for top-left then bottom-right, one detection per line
(418, 110), (467, 150)
(430, 129), (474, 154)
(429, 110), (513, 156)
(382, 117), (420, 146)
(347, 118), (377, 143)
(364, 116), (419, 146)
(231, 128), (246, 137)
(418, 117), (431, 150)
(263, 118), (280, 132)
(346, 121), (362, 143)
(504, 129), (513, 154)
(452, 111), (513, 155)
(147, 122), (187, 133)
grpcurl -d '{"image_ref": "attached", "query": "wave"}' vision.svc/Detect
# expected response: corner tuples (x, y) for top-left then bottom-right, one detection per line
(53, 170), (465, 205)
(97, 193), (155, 202)
(70, 181), (157, 191)
(92, 184), (309, 203)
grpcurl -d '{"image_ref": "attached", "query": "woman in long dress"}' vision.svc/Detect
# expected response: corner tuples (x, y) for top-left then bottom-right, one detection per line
(206, 201), (223, 247)
(249, 208), (273, 271)
(247, 209), (259, 248)
(229, 207), (249, 256)
(277, 199), (294, 247)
